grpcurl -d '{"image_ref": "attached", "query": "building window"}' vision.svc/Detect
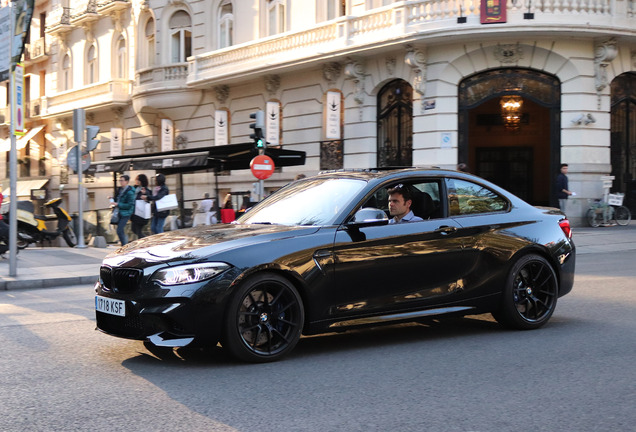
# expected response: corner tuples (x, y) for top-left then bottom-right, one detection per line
(218, 1), (234, 49)
(377, 79), (413, 167)
(318, 0), (345, 21)
(62, 53), (71, 91)
(116, 36), (126, 78)
(169, 10), (192, 63)
(86, 44), (97, 84)
(144, 18), (155, 68)
(268, 0), (286, 36)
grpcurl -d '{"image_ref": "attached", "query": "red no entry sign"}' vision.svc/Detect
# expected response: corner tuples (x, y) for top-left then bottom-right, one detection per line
(250, 155), (275, 180)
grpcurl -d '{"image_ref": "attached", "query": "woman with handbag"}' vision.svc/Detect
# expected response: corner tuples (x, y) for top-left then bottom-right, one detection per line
(142, 173), (170, 234)
(110, 174), (136, 245)
(131, 174), (150, 239)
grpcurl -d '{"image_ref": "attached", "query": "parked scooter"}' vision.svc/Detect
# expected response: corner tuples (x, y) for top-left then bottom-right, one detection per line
(14, 198), (77, 248)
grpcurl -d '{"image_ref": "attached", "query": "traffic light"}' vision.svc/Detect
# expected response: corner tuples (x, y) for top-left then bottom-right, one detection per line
(85, 125), (100, 151)
(249, 110), (266, 150)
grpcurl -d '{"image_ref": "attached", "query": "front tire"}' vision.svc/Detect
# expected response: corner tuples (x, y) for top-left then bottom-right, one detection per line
(223, 272), (304, 363)
(63, 227), (77, 247)
(494, 254), (558, 330)
(613, 205), (631, 226)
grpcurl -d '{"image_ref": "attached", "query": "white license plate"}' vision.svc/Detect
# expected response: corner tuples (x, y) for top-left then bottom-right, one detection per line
(95, 295), (126, 317)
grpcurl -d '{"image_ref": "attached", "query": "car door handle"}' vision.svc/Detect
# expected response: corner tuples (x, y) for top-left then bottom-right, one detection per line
(435, 226), (458, 235)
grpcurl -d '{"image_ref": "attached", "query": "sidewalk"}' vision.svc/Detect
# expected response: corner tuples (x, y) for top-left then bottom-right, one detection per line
(1, 222), (635, 290)
(0, 245), (116, 290)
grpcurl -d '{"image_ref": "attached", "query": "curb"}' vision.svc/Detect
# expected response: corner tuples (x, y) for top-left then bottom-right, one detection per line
(0, 274), (99, 291)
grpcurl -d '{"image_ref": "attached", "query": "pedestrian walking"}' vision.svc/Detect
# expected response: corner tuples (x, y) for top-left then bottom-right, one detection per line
(556, 163), (574, 213)
(142, 173), (170, 234)
(130, 174), (150, 239)
(110, 174), (136, 245)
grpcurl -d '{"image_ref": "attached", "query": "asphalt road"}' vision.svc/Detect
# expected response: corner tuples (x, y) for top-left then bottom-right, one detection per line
(1, 250), (635, 432)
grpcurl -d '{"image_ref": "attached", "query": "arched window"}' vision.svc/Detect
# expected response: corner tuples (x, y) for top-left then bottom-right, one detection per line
(86, 44), (97, 84)
(169, 10), (192, 63)
(62, 53), (71, 91)
(218, 1), (233, 49)
(267, 0), (286, 36)
(116, 36), (127, 78)
(144, 18), (155, 68)
(377, 79), (413, 167)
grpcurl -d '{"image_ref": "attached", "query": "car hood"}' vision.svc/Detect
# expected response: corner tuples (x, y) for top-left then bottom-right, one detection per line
(103, 224), (321, 267)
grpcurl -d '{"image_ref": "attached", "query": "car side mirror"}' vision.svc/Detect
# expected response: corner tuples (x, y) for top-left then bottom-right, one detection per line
(347, 207), (389, 227)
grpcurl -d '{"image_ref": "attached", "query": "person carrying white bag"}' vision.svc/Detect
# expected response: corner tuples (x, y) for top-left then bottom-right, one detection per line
(131, 174), (150, 239)
(141, 173), (170, 234)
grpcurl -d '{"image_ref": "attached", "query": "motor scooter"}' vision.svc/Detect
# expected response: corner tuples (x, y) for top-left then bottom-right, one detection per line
(14, 198), (77, 248)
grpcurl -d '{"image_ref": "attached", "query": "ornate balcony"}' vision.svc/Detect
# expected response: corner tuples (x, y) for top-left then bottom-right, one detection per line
(45, 6), (73, 36)
(188, 0), (636, 87)
(132, 63), (202, 119)
(41, 79), (132, 118)
(97, 0), (130, 15)
(70, 0), (100, 26)
(24, 37), (49, 65)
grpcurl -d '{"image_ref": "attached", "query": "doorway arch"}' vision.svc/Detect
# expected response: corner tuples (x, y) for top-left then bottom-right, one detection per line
(610, 72), (636, 212)
(458, 68), (561, 206)
(377, 79), (413, 167)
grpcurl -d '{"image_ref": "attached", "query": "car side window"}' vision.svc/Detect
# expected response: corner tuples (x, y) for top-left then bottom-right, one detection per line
(446, 178), (508, 216)
(360, 180), (443, 220)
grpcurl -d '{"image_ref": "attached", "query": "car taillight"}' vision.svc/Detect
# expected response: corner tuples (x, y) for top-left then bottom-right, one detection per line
(559, 219), (572, 239)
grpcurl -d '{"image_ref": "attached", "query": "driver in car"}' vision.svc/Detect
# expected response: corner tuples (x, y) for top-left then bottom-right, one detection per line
(388, 184), (423, 224)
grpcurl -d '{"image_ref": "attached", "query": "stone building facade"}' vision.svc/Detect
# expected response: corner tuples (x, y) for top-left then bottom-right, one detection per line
(2, 0), (635, 226)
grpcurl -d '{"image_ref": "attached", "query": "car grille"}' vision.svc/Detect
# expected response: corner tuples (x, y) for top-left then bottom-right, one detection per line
(100, 266), (143, 293)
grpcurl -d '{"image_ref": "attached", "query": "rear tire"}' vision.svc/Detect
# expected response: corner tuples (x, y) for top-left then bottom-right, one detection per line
(222, 272), (304, 363)
(613, 205), (631, 226)
(494, 254), (558, 330)
(586, 208), (601, 227)
(63, 227), (77, 247)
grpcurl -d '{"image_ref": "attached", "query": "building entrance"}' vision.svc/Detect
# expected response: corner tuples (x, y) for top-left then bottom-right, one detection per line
(459, 68), (561, 206)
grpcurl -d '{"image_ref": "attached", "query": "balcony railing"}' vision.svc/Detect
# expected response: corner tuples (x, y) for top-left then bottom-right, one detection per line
(189, 0), (634, 85)
(45, 7), (72, 35)
(25, 37), (48, 63)
(42, 79), (132, 117)
(136, 63), (189, 87)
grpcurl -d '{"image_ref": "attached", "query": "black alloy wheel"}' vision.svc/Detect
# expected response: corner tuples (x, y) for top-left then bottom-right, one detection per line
(63, 227), (77, 247)
(223, 273), (304, 362)
(494, 254), (558, 330)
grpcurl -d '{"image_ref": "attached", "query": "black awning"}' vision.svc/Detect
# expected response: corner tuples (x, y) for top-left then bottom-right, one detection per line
(89, 143), (306, 175)
(87, 159), (132, 174)
(130, 151), (210, 171)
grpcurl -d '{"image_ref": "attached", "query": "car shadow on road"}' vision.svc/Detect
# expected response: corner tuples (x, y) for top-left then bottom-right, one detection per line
(123, 313), (507, 366)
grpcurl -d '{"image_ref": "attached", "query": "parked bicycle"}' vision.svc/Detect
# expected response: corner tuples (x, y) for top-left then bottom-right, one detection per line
(586, 193), (631, 227)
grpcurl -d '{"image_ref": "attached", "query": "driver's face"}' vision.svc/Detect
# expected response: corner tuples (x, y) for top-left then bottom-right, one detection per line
(388, 193), (411, 218)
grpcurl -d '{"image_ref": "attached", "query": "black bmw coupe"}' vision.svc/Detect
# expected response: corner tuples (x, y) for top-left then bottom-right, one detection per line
(95, 168), (575, 362)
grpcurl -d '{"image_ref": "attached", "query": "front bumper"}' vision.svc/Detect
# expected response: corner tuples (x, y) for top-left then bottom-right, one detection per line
(94, 267), (239, 347)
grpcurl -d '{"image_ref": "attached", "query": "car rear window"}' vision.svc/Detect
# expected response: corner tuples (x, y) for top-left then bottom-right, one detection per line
(446, 178), (508, 216)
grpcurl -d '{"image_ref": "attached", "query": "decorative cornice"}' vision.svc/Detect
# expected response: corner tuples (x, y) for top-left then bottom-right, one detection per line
(405, 46), (427, 96)
(264, 74), (281, 95)
(594, 38), (618, 108)
(214, 85), (230, 104)
(322, 62), (342, 84)
(386, 57), (396, 76)
(344, 57), (367, 106)
(494, 43), (523, 64)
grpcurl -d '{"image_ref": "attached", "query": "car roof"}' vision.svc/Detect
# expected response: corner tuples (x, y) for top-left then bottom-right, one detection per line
(315, 167), (462, 181)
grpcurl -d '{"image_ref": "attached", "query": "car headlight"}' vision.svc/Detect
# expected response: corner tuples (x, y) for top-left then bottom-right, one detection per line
(151, 262), (230, 286)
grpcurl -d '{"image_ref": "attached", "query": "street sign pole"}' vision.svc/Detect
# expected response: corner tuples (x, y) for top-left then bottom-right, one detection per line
(8, 2), (17, 276)
(73, 109), (87, 248)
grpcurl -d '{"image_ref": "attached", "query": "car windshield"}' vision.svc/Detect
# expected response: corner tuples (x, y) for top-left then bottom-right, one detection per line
(238, 177), (367, 226)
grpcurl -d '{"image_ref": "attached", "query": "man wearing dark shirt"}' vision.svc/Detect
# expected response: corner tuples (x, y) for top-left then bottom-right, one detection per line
(556, 163), (573, 212)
